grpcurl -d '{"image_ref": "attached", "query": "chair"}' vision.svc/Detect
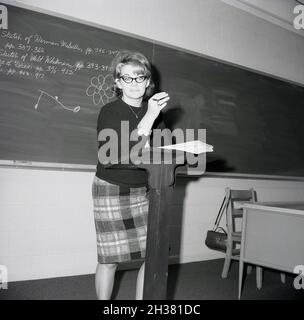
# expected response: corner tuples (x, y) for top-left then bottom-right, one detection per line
(221, 187), (286, 290)
(221, 187), (263, 288)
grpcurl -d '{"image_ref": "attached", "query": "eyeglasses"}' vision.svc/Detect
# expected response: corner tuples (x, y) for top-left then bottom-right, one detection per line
(119, 75), (147, 84)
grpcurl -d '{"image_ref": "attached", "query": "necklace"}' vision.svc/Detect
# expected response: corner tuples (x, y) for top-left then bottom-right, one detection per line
(127, 104), (143, 119)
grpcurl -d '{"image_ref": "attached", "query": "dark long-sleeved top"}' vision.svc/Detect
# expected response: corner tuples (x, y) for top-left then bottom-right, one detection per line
(95, 98), (166, 188)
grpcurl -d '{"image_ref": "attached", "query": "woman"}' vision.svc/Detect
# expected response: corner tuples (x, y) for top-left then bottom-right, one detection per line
(92, 50), (170, 300)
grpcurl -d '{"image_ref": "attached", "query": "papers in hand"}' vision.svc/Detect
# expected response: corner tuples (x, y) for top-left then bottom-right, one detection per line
(157, 140), (213, 154)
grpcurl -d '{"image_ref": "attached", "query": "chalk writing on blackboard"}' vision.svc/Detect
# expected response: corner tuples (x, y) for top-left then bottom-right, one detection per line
(86, 73), (115, 106)
(35, 89), (81, 112)
(0, 30), (115, 81)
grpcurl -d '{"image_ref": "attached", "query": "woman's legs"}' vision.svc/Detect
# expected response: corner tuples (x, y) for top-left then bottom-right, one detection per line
(96, 261), (145, 300)
(135, 262), (145, 300)
(95, 262), (118, 300)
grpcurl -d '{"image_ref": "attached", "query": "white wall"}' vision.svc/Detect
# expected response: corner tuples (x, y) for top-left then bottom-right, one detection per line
(222, 0), (303, 35)
(1, 0), (304, 282)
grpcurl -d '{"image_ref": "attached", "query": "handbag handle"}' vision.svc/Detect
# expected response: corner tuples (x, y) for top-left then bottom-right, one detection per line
(214, 226), (227, 235)
(213, 195), (229, 230)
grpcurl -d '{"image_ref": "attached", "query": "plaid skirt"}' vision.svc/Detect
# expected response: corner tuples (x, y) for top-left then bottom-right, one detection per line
(92, 176), (149, 264)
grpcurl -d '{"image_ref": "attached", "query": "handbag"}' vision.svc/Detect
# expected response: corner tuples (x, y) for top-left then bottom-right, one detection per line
(205, 195), (228, 252)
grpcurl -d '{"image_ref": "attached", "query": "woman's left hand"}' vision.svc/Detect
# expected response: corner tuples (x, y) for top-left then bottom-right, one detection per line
(137, 92), (170, 136)
(147, 92), (170, 119)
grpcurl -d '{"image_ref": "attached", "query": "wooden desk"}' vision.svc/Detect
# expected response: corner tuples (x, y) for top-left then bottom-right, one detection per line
(239, 201), (304, 299)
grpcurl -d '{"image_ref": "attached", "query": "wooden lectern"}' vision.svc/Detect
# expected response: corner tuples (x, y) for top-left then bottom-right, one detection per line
(136, 147), (206, 300)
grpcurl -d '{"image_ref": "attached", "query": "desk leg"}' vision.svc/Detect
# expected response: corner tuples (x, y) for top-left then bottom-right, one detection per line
(238, 260), (244, 300)
(256, 267), (263, 289)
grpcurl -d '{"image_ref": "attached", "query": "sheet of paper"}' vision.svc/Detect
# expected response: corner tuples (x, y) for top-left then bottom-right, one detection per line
(157, 140), (213, 154)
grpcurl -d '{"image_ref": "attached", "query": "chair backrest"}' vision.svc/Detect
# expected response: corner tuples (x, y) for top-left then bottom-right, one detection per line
(225, 187), (257, 233)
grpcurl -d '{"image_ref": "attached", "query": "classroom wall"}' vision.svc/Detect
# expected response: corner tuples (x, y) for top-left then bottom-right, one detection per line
(222, 0), (301, 35)
(1, 0), (304, 282)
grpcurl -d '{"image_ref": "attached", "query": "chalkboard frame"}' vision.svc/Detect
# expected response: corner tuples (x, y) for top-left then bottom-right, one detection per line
(1, 1), (304, 181)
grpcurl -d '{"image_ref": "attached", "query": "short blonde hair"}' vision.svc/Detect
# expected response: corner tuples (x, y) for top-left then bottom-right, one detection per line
(111, 50), (155, 98)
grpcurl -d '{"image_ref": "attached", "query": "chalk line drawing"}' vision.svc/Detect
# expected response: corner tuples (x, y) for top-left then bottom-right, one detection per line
(34, 90), (80, 112)
(86, 73), (115, 106)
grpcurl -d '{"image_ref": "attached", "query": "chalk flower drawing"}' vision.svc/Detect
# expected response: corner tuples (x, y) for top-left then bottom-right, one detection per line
(86, 73), (115, 106)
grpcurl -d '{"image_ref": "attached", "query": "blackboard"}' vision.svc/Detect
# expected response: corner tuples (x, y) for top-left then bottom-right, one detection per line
(1, 4), (304, 177)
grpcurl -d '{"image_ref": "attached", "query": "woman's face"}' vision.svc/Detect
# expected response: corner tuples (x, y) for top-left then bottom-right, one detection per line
(116, 64), (150, 102)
